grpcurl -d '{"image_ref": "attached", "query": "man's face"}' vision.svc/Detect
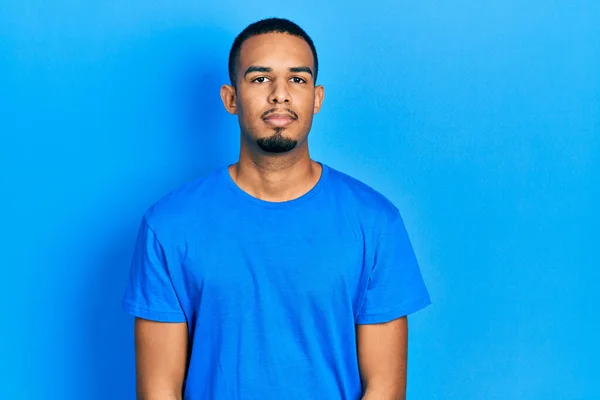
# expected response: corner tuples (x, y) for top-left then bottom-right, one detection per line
(221, 32), (324, 154)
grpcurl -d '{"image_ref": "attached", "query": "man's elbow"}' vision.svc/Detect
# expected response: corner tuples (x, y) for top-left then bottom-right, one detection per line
(361, 381), (406, 400)
(136, 390), (183, 400)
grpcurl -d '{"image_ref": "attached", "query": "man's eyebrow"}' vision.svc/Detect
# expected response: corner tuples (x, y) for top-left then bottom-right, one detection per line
(289, 66), (313, 76)
(244, 66), (272, 77)
(243, 66), (314, 77)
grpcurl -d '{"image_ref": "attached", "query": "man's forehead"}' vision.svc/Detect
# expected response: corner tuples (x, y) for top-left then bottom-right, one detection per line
(238, 33), (314, 66)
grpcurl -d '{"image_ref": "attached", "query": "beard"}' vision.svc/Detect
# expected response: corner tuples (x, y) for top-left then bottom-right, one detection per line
(256, 128), (298, 153)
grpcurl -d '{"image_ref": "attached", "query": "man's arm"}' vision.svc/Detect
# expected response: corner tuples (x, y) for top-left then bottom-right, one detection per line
(134, 317), (188, 400)
(357, 316), (408, 400)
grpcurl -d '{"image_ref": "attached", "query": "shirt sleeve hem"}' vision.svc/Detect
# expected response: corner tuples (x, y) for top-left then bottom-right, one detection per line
(355, 296), (431, 324)
(122, 298), (187, 323)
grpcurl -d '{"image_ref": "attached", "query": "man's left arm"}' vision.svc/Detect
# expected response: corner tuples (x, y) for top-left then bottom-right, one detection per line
(357, 316), (408, 400)
(355, 211), (431, 399)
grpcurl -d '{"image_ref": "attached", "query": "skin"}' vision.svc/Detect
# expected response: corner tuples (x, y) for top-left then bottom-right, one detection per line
(220, 32), (325, 202)
(134, 318), (187, 400)
(358, 317), (409, 399)
(134, 31), (409, 400)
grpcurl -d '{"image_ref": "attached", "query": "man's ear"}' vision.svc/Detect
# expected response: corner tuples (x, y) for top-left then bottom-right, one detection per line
(313, 85), (325, 114)
(220, 84), (237, 115)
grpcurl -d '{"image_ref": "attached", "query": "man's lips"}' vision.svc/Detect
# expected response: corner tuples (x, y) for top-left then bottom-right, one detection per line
(262, 113), (296, 128)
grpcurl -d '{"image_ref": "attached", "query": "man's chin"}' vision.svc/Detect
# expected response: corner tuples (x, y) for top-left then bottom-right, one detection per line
(256, 135), (298, 153)
(256, 142), (297, 154)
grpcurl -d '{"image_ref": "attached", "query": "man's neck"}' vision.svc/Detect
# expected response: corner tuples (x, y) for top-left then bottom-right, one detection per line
(229, 150), (322, 203)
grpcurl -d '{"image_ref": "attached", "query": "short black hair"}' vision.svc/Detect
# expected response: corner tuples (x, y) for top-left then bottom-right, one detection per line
(228, 18), (319, 87)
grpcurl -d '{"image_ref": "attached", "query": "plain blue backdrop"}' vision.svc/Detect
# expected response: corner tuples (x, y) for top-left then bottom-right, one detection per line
(1, 1), (598, 399)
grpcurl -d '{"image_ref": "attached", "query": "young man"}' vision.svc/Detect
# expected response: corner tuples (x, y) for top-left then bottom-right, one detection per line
(123, 18), (430, 400)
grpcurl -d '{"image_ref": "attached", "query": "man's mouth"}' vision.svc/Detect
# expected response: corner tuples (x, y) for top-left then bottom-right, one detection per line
(262, 112), (297, 128)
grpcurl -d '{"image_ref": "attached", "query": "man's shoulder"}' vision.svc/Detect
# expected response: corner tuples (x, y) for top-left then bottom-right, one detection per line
(326, 165), (400, 221)
(141, 166), (226, 230)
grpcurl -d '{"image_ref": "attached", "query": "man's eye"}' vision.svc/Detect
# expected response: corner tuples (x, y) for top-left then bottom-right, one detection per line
(291, 77), (306, 84)
(253, 77), (269, 83)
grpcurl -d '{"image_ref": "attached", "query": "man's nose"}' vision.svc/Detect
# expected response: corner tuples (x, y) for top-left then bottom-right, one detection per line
(268, 80), (291, 104)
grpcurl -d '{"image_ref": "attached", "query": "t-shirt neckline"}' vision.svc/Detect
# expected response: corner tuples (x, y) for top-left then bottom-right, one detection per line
(221, 161), (329, 209)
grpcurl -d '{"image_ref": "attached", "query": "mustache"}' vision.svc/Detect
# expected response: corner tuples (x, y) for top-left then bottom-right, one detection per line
(261, 108), (298, 120)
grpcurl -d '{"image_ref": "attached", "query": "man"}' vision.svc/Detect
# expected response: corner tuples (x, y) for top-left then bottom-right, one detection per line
(123, 17), (430, 400)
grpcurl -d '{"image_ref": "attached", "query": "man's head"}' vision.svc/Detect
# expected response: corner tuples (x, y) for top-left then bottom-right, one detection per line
(220, 18), (324, 155)
(227, 18), (319, 88)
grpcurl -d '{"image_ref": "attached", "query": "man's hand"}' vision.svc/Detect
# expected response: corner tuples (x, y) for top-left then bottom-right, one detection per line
(357, 316), (408, 400)
(134, 318), (188, 400)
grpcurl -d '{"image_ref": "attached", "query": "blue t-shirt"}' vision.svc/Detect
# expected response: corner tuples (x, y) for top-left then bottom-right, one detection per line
(122, 162), (430, 400)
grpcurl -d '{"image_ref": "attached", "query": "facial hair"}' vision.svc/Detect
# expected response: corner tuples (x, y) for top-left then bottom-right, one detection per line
(256, 128), (298, 153)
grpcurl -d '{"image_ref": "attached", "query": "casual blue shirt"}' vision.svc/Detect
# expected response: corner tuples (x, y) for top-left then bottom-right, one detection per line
(122, 162), (430, 399)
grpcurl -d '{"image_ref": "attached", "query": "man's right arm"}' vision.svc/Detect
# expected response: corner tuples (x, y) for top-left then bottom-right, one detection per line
(134, 317), (188, 400)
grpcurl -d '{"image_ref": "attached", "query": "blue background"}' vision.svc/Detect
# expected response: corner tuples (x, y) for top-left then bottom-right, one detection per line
(1, 1), (598, 399)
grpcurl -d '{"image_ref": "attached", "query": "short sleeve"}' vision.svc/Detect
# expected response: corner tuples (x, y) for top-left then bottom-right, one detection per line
(356, 212), (431, 324)
(121, 217), (187, 323)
